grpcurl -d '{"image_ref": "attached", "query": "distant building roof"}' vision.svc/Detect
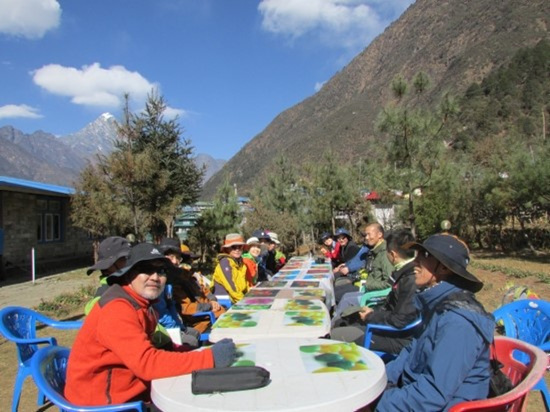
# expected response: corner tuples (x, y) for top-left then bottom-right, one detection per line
(0, 176), (74, 196)
(365, 190), (381, 201)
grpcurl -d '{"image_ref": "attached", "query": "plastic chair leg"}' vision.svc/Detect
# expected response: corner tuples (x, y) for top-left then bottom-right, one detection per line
(534, 377), (550, 412)
(35, 388), (46, 407)
(12, 367), (45, 412)
(12, 368), (25, 412)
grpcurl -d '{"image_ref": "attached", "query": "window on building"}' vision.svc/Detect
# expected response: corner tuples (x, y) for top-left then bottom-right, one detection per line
(37, 197), (63, 242)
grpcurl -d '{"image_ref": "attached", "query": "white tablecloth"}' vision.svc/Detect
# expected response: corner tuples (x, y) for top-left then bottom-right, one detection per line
(152, 338), (387, 412)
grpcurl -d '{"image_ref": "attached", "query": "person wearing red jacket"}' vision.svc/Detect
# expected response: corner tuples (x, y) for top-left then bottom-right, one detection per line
(65, 243), (236, 407)
(319, 232), (342, 267)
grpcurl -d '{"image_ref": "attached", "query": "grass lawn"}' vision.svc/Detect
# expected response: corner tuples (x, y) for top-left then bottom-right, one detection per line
(1, 252), (548, 411)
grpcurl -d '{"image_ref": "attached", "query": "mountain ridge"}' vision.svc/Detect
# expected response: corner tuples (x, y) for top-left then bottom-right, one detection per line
(202, 0), (550, 198)
(0, 115), (226, 187)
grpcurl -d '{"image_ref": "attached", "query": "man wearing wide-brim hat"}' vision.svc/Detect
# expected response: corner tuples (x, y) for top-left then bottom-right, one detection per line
(212, 233), (249, 303)
(375, 234), (495, 411)
(84, 236), (131, 315)
(65, 242), (237, 407)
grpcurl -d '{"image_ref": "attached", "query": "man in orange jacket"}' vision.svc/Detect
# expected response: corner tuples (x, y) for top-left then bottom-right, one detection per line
(65, 243), (236, 407)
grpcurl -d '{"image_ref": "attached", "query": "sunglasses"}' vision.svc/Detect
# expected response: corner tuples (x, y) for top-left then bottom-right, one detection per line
(229, 245), (243, 250)
(133, 263), (168, 276)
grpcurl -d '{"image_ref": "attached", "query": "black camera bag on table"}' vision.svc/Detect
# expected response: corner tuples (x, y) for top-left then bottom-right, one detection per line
(191, 366), (271, 395)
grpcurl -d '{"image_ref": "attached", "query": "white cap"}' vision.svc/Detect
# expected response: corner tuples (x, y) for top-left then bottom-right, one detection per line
(269, 232), (280, 244)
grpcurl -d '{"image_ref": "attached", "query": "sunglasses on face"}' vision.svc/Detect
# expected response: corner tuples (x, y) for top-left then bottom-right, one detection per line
(229, 245), (243, 250)
(133, 263), (168, 276)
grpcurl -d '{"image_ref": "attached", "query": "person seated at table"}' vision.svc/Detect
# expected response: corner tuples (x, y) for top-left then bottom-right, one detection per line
(212, 233), (249, 304)
(159, 237), (225, 335)
(319, 231), (342, 267)
(334, 223), (393, 303)
(253, 229), (273, 281)
(268, 231), (287, 272)
(84, 236), (131, 315)
(243, 236), (262, 286)
(374, 234), (494, 411)
(65, 242), (237, 407)
(334, 228), (361, 266)
(330, 230), (418, 354)
(153, 281), (201, 348)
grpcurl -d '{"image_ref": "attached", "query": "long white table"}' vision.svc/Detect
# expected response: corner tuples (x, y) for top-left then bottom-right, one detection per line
(151, 338), (387, 412)
(208, 298), (331, 343)
(267, 258), (335, 307)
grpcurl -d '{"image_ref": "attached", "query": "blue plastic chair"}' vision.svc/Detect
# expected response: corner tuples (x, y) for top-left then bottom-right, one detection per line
(31, 345), (145, 411)
(493, 299), (550, 411)
(192, 311), (217, 342)
(363, 317), (422, 362)
(216, 296), (233, 309)
(0, 306), (83, 412)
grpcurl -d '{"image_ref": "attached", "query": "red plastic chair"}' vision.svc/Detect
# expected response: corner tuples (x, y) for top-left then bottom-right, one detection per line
(449, 336), (547, 412)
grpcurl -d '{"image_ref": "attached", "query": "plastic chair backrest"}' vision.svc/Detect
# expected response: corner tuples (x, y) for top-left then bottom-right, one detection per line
(192, 311), (217, 342)
(0, 306), (82, 364)
(492, 299), (550, 411)
(31, 346), (146, 412)
(0, 306), (83, 412)
(0, 306), (57, 365)
(359, 287), (391, 307)
(363, 317), (422, 363)
(449, 336), (547, 411)
(493, 299), (550, 351)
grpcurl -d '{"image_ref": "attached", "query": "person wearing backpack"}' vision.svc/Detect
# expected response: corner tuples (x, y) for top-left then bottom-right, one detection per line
(375, 234), (495, 411)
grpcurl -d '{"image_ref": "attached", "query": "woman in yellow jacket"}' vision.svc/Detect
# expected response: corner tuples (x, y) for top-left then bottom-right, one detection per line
(212, 233), (249, 303)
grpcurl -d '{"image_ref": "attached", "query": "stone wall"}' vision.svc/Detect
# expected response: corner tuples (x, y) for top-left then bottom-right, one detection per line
(1, 191), (92, 276)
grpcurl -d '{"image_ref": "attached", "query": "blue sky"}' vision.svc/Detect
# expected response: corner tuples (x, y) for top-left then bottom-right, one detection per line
(0, 0), (414, 159)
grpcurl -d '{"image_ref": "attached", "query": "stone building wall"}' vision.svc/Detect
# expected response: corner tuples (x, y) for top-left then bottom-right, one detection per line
(1, 190), (92, 276)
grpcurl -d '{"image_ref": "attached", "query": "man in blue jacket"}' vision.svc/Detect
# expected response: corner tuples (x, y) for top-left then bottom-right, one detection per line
(375, 234), (494, 411)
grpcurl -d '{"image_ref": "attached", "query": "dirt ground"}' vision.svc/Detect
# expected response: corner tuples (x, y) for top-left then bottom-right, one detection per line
(0, 254), (549, 411)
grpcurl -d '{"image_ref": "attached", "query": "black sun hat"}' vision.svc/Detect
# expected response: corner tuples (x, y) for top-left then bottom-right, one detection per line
(86, 236), (131, 275)
(158, 237), (182, 255)
(404, 234), (483, 293)
(107, 243), (170, 282)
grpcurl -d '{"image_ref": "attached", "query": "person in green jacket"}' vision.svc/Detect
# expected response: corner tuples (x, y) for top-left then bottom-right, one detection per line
(84, 236), (131, 315)
(334, 223), (393, 303)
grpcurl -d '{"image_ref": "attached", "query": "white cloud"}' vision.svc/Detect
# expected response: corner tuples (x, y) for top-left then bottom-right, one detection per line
(31, 63), (157, 108)
(0, 104), (43, 119)
(0, 0), (61, 39)
(258, 0), (414, 51)
(163, 106), (187, 119)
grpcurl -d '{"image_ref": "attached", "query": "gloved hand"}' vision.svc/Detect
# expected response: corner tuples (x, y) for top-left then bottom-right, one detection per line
(211, 338), (237, 368)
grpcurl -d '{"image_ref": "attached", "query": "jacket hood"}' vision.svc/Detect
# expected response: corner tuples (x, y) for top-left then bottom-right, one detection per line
(416, 281), (495, 344)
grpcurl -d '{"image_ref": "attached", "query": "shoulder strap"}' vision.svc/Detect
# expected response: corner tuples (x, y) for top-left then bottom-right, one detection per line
(94, 283), (110, 298)
(219, 257), (237, 290)
(98, 284), (141, 310)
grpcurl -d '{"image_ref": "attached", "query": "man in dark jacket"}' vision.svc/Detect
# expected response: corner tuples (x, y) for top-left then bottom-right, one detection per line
(330, 229), (418, 354)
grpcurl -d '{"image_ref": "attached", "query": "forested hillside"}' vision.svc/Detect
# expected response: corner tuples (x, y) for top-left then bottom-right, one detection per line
(203, 0), (550, 198)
